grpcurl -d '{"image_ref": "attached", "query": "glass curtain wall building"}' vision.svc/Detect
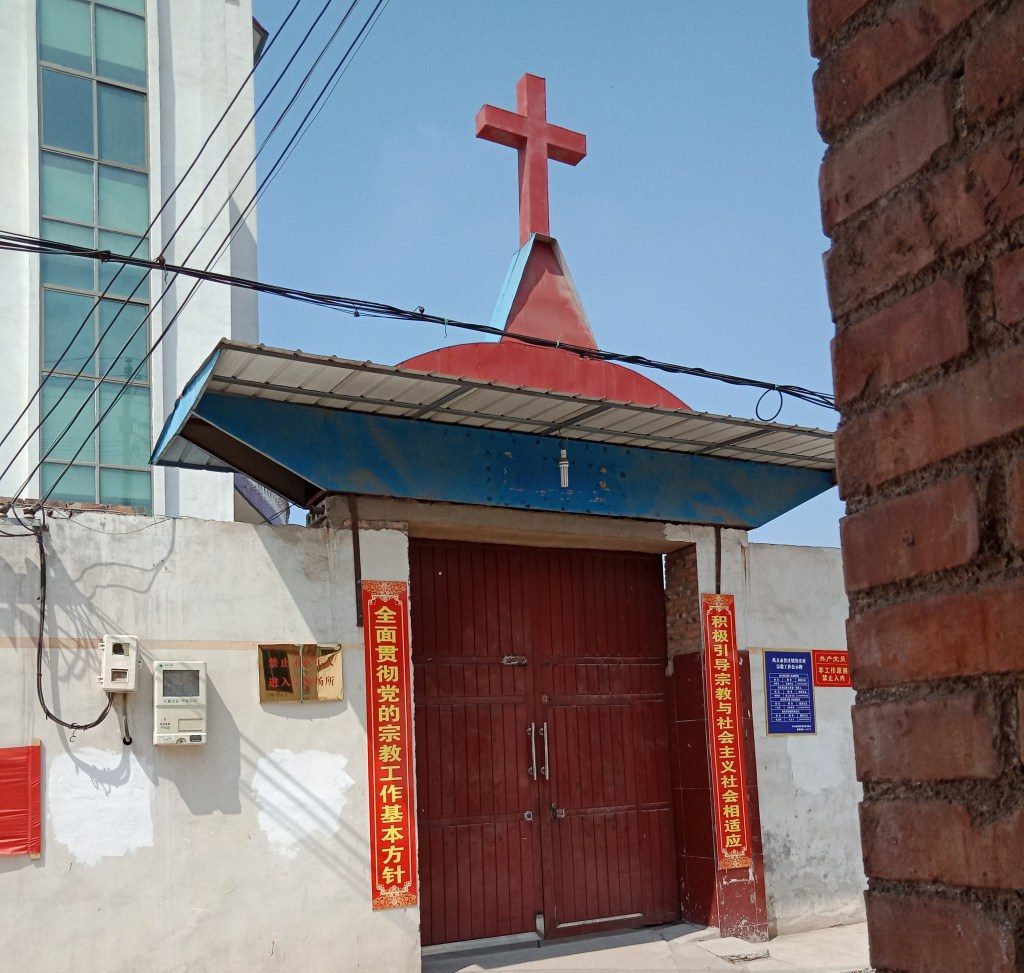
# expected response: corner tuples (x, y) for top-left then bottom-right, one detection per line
(37, 0), (153, 511)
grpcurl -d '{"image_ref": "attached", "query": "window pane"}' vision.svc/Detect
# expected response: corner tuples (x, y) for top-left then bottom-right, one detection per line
(99, 300), (148, 380)
(97, 0), (146, 14)
(41, 462), (95, 504)
(99, 382), (150, 466)
(41, 219), (95, 290)
(99, 468), (150, 511)
(43, 289), (96, 374)
(41, 151), (94, 224)
(95, 8), (146, 87)
(39, 0), (91, 73)
(99, 231), (149, 298)
(41, 69), (94, 155)
(41, 376), (96, 463)
(98, 84), (145, 166)
(98, 165), (147, 233)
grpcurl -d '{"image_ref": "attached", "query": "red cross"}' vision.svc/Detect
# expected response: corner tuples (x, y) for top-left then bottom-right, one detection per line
(476, 74), (587, 246)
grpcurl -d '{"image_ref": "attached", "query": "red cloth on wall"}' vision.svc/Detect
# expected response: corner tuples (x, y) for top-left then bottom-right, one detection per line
(0, 743), (41, 856)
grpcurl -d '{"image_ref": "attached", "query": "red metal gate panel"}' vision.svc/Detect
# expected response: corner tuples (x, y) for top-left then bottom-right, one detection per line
(410, 540), (678, 947)
(527, 549), (678, 936)
(411, 541), (543, 946)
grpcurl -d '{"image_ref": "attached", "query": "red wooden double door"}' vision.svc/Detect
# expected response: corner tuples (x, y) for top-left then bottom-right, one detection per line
(411, 539), (678, 946)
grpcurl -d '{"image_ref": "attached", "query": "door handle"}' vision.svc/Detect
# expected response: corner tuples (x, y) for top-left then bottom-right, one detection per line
(526, 722), (537, 780)
(539, 721), (550, 780)
(550, 802), (565, 820)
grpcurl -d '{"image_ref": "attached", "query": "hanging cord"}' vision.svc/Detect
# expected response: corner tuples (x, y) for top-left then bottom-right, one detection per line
(120, 694), (133, 746)
(35, 512), (113, 731)
(755, 386), (784, 422)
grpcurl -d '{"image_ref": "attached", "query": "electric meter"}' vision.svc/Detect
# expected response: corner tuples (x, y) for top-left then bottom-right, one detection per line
(153, 661), (207, 745)
(100, 634), (138, 692)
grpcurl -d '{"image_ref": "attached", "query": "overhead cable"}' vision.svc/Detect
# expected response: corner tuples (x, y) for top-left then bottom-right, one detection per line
(0, 230), (839, 413)
(23, 0), (389, 509)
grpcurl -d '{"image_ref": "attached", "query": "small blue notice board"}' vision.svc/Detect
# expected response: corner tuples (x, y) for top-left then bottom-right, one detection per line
(764, 651), (816, 735)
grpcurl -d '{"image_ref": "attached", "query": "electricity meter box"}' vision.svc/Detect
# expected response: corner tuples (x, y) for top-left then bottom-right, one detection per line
(153, 662), (207, 746)
(100, 635), (138, 692)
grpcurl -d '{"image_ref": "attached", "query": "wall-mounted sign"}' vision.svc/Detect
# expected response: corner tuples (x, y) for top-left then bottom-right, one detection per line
(764, 651), (816, 734)
(812, 650), (851, 687)
(363, 580), (418, 910)
(258, 644), (343, 702)
(701, 593), (752, 872)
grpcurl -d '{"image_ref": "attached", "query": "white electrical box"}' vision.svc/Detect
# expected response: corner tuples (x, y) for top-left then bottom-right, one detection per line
(153, 662), (207, 746)
(100, 634), (138, 692)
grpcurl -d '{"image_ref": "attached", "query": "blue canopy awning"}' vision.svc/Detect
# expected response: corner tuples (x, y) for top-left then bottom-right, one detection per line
(153, 341), (836, 529)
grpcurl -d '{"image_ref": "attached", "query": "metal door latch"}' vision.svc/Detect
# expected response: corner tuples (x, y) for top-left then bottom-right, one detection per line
(502, 654), (528, 666)
(523, 810), (534, 821)
(550, 803), (566, 820)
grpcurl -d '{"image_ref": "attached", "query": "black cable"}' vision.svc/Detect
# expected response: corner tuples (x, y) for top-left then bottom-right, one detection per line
(5, 0), (370, 504)
(0, 0), (305, 463)
(120, 694), (133, 746)
(0, 231), (838, 413)
(34, 513), (114, 731)
(29, 0), (386, 508)
(0, 0), (339, 490)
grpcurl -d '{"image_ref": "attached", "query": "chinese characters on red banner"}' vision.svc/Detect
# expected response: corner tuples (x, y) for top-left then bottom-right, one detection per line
(702, 593), (753, 871)
(362, 580), (418, 910)
(812, 650), (851, 687)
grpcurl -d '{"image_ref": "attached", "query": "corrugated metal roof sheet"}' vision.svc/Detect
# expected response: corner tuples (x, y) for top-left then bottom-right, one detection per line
(189, 341), (835, 471)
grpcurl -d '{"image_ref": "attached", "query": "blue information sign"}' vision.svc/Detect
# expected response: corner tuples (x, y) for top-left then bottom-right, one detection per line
(764, 651), (816, 735)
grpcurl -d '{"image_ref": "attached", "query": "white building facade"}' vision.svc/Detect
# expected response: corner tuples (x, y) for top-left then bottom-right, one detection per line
(0, 0), (266, 520)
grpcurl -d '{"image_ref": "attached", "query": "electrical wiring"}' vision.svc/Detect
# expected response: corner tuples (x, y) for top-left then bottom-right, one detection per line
(0, 230), (839, 413)
(0, 0), (305, 463)
(0, 0), (343, 490)
(26, 0), (388, 509)
(3, 0), (374, 506)
(34, 514), (114, 731)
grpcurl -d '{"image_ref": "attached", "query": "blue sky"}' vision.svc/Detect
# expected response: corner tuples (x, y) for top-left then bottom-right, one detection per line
(249, 0), (844, 545)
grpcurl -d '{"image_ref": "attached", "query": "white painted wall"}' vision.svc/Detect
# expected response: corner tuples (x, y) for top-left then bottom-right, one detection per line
(0, 0), (259, 518)
(731, 542), (866, 935)
(0, 513), (419, 973)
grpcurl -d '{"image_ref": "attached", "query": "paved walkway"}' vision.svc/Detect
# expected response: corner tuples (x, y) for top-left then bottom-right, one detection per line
(423, 922), (870, 973)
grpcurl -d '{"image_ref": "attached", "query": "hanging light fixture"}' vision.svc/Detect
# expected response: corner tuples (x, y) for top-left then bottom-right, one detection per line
(558, 447), (569, 488)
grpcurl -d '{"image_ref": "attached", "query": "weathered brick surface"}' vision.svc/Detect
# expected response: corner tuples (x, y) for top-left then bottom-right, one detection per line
(992, 247), (1024, 325)
(964, 2), (1024, 120)
(840, 475), (979, 589)
(820, 83), (953, 232)
(813, 0), (987, 139)
(867, 892), (1019, 973)
(849, 578), (1024, 687)
(1009, 453), (1024, 548)
(831, 276), (968, 406)
(811, 0), (1024, 961)
(862, 799), (1024, 889)
(826, 117), (1024, 316)
(808, 0), (874, 56)
(853, 692), (1001, 781)
(835, 342), (1024, 495)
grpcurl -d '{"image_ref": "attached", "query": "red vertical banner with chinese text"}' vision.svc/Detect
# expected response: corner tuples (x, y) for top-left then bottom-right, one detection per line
(363, 580), (418, 910)
(701, 593), (752, 871)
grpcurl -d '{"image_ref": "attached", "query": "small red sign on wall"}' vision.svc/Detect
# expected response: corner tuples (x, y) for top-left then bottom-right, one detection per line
(0, 741), (41, 857)
(812, 650), (851, 687)
(362, 580), (418, 910)
(702, 593), (752, 871)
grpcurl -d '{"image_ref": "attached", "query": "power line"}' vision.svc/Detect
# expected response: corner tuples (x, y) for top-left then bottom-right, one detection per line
(25, 0), (389, 509)
(0, 0), (340, 491)
(0, 230), (839, 413)
(2, 0), (372, 504)
(0, 0), (305, 464)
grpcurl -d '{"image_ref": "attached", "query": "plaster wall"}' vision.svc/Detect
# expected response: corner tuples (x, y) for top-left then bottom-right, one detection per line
(0, 0), (259, 518)
(733, 542), (866, 934)
(0, 513), (419, 973)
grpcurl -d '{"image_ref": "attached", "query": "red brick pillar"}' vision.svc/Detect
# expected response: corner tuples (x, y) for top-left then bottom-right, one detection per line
(810, 1), (1024, 970)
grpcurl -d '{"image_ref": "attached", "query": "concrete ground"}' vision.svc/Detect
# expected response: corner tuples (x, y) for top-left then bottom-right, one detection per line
(423, 922), (870, 973)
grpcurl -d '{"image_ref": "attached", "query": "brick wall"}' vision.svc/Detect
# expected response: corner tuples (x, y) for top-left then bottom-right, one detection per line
(810, 1), (1024, 970)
